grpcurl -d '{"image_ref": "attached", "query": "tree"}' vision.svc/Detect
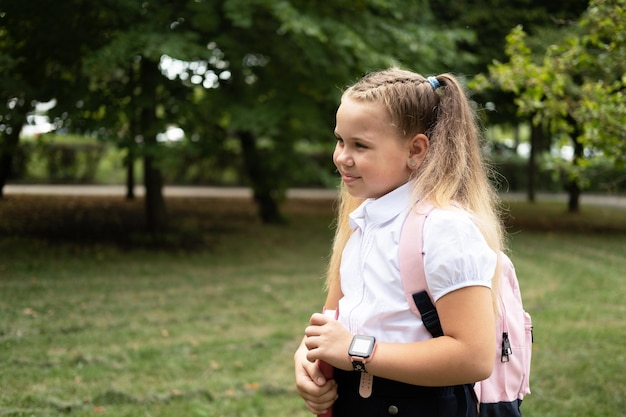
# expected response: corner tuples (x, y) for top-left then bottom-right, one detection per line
(1, 1), (211, 232)
(2, 0), (477, 228)
(75, 1), (213, 233)
(429, 0), (588, 202)
(430, 0), (589, 123)
(0, 1), (104, 198)
(473, 0), (626, 212)
(183, 0), (475, 223)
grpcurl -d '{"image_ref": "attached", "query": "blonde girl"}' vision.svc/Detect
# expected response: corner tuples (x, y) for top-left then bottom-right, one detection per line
(294, 68), (505, 417)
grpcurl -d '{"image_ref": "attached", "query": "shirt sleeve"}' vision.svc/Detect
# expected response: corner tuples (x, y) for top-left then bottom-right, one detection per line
(422, 208), (497, 302)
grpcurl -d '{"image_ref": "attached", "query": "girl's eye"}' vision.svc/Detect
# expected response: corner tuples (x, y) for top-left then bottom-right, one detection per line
(355, 142), (367, 149)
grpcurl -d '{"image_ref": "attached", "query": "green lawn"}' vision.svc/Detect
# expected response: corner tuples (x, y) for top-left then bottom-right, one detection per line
(0, 196), (624, 416)
(508, 232), (625, 417)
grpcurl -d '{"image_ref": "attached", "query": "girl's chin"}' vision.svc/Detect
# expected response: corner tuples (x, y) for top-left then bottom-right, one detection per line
(345, 185), (395, 200)
(344, 186), (373, 200)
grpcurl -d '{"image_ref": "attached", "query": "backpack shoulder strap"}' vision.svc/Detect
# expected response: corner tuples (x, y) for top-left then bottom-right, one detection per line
(399, 201), (443, 338)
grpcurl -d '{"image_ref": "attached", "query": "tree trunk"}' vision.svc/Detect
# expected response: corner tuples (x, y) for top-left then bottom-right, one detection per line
(125, 64), (138, 201)
(125, 144), (135, 200)
(236, 130), (284, 224)
(566, 135), (585, 213)
(527, 121), (546, 203)
(0, 131), (19, 199)
(139, 58), (167, 233)
(566, 180), (581, 212)
(0, 112), (27, 199)
(564, 114), (583, 213)
(143, 145), (167, 232)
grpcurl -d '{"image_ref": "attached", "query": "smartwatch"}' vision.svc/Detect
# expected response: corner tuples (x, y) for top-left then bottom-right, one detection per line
(349, 335), (376, 373)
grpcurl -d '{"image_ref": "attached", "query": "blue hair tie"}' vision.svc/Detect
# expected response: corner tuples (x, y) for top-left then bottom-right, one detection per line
(427, 76), (440, 90)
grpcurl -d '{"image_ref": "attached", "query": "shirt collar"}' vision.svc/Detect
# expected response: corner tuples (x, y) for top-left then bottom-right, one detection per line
(349, 182), (414, 230)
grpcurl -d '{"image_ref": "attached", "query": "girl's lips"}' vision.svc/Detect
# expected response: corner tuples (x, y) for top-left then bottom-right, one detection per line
(342, 174), (360, 184)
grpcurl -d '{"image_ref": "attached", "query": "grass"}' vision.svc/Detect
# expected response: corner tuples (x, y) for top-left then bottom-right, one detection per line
(0, 194), (625, 416)
(508, 232), (625, 417)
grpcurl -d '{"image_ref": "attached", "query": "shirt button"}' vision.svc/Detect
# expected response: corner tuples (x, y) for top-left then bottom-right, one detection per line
(387, 405), (399, 415)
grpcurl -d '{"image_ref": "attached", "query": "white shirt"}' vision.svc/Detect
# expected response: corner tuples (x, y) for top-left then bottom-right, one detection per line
(337, 183), (497, 343)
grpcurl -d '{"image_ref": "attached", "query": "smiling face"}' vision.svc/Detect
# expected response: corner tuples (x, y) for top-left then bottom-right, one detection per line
(333, 97), (414, 199)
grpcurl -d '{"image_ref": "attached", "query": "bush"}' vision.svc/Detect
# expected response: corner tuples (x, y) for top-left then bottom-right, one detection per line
(490, 154), (626, 194)
(13, 135), (108, 184)
(10, 135), (626, 194)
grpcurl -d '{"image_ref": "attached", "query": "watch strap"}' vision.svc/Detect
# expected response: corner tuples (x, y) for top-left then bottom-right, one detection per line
(351, 358), (368, 372)
(358, 372), (374, 398)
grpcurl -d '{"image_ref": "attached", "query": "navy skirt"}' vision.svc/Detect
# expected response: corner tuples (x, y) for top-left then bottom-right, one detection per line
(332, 369), (477, 417)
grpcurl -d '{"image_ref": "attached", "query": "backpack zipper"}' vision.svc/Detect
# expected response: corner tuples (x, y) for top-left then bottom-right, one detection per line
(501, 332), (513, 362)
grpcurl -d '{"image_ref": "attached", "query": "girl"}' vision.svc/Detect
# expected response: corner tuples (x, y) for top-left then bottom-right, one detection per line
(294, 68), (505, 416)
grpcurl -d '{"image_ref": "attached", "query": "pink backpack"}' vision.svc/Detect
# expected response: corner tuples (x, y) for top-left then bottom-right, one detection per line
(399, 202), (533, 417)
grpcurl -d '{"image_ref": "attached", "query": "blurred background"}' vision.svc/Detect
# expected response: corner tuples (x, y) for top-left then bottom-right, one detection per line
(1, 0), (624, 231)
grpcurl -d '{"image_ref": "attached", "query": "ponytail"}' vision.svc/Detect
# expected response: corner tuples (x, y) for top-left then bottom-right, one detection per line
(413, 74), (503, 252)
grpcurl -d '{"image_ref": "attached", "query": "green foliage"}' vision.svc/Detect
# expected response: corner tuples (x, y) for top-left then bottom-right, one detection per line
(473, 0), (626, 174)
(431, 0), (589, 126)
(170, 0), (479, 218)
(11, 0), (613, 219)
(21, 138), (105, 184)
(2, 0), (484, 222)
(493, 152), (626, 194)
(430, 0), (589, 74)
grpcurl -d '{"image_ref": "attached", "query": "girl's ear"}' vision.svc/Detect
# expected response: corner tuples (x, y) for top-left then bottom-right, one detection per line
(408, 133), (429, 169)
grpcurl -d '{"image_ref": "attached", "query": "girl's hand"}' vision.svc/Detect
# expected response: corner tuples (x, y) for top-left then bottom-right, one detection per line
(294, 340), (338, 414)
(304, 313), (353, 371)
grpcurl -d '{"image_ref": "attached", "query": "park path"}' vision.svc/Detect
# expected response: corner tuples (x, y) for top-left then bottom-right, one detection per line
(3, 184), (626, 209)
(2, 184), (336, 200)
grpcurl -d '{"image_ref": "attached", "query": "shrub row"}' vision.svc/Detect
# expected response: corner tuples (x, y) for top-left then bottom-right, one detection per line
(9, 141), (626, 193)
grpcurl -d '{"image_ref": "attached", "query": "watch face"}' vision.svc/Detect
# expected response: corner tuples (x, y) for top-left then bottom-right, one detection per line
(349, 335), (376, 358)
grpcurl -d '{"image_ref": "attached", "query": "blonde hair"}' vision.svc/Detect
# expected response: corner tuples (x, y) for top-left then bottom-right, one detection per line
(326, 67), (505, 302)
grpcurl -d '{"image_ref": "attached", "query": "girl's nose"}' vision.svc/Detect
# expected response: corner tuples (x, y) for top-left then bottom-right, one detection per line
(334, 146), (353, 167)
